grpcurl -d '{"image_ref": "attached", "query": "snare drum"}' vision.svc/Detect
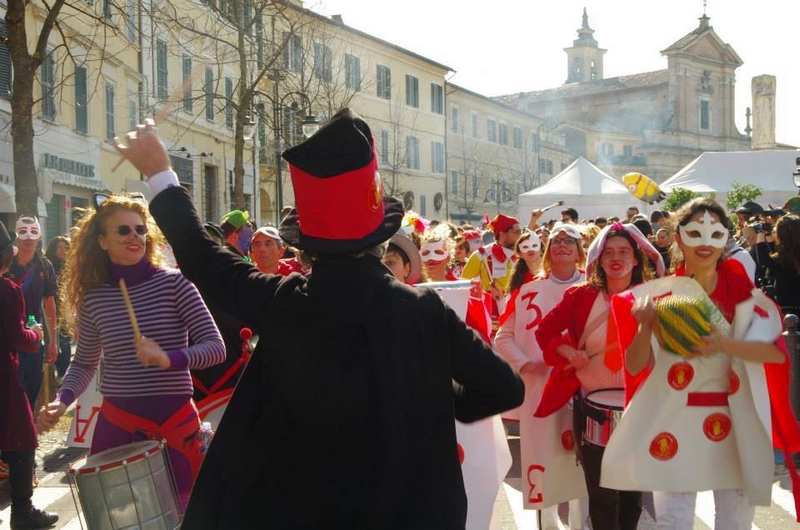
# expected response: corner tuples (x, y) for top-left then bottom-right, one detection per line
(69, 440), (180, 530)
(582, 388), (624, 447)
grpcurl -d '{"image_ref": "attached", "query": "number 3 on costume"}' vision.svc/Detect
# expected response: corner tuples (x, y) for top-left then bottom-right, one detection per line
(527, 464), (546, 503)
(521, 291), (543, 330)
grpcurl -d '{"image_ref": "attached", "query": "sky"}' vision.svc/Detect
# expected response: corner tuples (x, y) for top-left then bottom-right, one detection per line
(308, 0), (800, 149)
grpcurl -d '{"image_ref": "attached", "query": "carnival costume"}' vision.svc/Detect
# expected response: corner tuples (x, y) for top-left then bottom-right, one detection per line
(535, 223), (665, 530)
(602, 258), (800, 524)
(495, 268), (587, 528)
(144, 109), (524, 529)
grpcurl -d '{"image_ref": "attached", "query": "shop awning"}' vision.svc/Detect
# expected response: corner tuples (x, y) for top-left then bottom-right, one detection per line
(0, 183), (48, 217)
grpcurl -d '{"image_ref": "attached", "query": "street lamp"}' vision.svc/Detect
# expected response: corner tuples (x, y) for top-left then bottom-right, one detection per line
(484, 178), (514, 215)
(251, 87), (320, 224)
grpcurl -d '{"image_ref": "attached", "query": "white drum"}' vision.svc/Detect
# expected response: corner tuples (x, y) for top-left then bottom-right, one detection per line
(68, 440), (180, 530)
(583, 388), (624, 447)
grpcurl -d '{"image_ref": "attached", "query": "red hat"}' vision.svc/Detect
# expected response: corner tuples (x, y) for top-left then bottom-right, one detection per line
(489, 214), (519, 235)
(280, 108), (403, 254)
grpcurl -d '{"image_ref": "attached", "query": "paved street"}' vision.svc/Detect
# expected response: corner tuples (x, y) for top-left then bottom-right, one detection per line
(2, 423), (798, 529)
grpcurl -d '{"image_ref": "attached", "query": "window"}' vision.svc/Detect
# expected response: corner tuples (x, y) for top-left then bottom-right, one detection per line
(203, 165), (218, 223)
(204, 68), (214, 121)
(700, 99), (710, 131)
(345, 54), (361, 91)
(450, 170), (458, 196)
(420, 194), (426, 217)
(126, 0), (137, 41)
(313, 43), (332, 83)
(487, 119), (497, 142)
(282, 33), (303, 72)
(75, 65), (88, 133)
(406, 136), (419, 169)
(532, 133), (539, 151)
(430, 83), (443, 114)
(380, 130), (389, 164)
(451, 106), (459, 133)
(224, 77), (233, 129)
(623, 145), (633, 158)
(601, 143), (614, 157)
(103, 0), (113, 20)
(471, 173), (478, 199)
(41, 51), (56, 121)
(182, 55), (192, 112)
(105, 83), (115, 140)
(471, 113), (479, 138)
(156, 39), (168, 100)
(513, 127), (522, 149)
(129, 99), (138, 131)
(405, 75), (419, 108)
(498, 123), (508, 146)
(539, 159), (554, 175)
(0, 20), (11, 99)
(376, 65), (391, 99)
(431, 141), (444, 173)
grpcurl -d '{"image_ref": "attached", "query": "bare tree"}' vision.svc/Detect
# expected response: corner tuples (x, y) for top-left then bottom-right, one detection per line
(151, 1), (312, 211)
(378, 98), (419, 199)
(447, 128), (505, 219)
(6, 0), (133, 217)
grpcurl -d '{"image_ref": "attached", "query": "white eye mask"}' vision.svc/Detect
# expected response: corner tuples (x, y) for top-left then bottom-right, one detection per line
(678, 211), (728, 249)
(420, 240), (449, 263)
(15, 216), (41, 241)
(518, 233), (542, 253)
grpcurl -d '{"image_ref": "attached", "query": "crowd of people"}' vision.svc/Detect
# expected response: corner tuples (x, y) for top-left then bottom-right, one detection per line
(2, 107), (800, 529)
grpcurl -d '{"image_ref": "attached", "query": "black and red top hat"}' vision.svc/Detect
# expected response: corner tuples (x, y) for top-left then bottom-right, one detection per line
(279, 108), (403, 254)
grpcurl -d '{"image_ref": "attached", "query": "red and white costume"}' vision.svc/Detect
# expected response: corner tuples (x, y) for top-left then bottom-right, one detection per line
(602, 260), (800, 521)
(495, 271), (587, 520)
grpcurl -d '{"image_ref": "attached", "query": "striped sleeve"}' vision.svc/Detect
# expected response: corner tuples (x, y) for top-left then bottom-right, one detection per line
(58, 302), (103, 406)
(171, 272), (225, 370)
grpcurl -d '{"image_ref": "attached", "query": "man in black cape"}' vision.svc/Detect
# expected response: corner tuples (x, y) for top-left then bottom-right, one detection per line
(114, 109), (524, 529)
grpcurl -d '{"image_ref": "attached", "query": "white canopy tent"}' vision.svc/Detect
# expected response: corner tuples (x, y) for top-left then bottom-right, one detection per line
(517, 157), (635, 222)
(661, 150), (800, 211)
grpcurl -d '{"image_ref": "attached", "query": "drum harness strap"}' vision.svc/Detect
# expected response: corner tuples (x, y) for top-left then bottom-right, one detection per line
(571, 305), (613, 452)
(99, 399), (203, 476)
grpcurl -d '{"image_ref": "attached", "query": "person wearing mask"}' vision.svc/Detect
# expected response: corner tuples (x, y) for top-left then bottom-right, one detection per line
(110, 111), (524, 529)
(4, 216), (57, 410)
(219, 210), (254, 262)
(0, 221), (59, 530)
(603, 198), (799, 529)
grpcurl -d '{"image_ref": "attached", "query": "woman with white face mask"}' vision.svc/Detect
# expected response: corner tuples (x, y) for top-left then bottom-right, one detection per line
(602, 198), (800, 529)
(419, 226), (456, 282)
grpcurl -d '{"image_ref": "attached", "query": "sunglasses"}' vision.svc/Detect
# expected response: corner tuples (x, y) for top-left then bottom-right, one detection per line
(113, 225), (148, 237)
(551, 237), (577, 246)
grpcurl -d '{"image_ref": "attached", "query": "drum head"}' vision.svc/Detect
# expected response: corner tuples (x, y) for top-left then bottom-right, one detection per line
(69, 440), (161, 474)
(585, 388), (624, 410)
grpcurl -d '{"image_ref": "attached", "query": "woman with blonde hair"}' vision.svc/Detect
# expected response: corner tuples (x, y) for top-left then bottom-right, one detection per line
(38, 194), (224, 509)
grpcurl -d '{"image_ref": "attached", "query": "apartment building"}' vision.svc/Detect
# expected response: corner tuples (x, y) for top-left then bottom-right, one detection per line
(446, 84), (570, 222)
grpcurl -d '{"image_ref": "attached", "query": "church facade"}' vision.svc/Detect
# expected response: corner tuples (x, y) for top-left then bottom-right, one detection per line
(496, 11), (768, 183)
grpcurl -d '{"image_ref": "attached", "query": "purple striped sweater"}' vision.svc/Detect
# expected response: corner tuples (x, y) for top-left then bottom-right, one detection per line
(58, 267), (224, 406)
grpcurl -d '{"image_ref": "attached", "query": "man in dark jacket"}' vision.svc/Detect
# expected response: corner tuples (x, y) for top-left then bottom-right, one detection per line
(114, 109), (524, 529)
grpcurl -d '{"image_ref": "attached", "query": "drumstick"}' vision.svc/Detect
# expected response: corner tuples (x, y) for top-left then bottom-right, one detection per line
(540, 200), (564, 213)
(119, 278), (141, 341)
(112, 62), (208, 172)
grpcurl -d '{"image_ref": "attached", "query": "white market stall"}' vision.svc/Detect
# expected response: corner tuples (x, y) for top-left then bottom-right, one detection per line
(517, 157), (635, 223)
(661, 150), (800, 211)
